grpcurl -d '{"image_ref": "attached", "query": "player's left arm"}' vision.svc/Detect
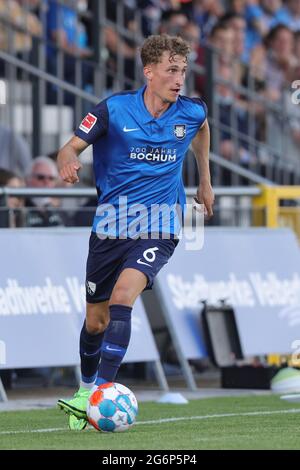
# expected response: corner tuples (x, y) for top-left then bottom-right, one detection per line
(191, 119), (214, 219)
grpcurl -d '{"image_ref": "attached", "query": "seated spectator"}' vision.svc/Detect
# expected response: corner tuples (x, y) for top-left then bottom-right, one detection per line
(46, 0), (92, 105)
(46, 0), (90, 58)
(159, 8), (189, 35)
(294, 29), (300, 73)
(104, 0), (139, 90)
(138, 0), (194, 36)
(179, 20), (203, 94)
(266, 87), (300, 168)
(219, 12), (246, 63)
(0, 168), (25, 227)
(259, 0), (286, 33)
(279, 0), (300, 31)
(25, 156), (65, 227)
(218, 13), (264, 130)
(193, 0), (224, 41)
(0, 124), (32, 176)
(205, 23), (257, 173)
(180, 19), (201, 59)
(250, 24), (296, 103)
(0, 0), (42, 53)
(194, 22), (235, 97)
(137, 0), (163, 36)
(208, 22), (235, 62)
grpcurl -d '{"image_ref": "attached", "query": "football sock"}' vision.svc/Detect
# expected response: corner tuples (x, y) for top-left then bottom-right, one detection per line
(96, 304), (132, 384)
(80, 320), (105, 388)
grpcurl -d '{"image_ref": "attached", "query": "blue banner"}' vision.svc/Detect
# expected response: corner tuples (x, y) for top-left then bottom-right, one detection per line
(155, 228), (300, 358)
(0, 228), (159, 368)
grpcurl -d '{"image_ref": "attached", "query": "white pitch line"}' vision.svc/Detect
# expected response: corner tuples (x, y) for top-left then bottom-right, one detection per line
(0, 427), (67, 435)
(1, 408), (300, 436)
(135, 408), (300, 425)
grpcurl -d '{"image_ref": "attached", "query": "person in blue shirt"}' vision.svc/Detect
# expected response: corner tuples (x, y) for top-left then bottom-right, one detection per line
(57, 34), (214, 430)
(46, 0), (91, 105)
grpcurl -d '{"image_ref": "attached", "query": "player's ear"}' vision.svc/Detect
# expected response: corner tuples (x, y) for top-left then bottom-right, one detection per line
(143, 65), (153, 81)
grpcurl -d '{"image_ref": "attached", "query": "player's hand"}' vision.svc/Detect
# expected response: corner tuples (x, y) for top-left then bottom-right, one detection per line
(59, 159), (82, 184)
(196, 181), (214, 219)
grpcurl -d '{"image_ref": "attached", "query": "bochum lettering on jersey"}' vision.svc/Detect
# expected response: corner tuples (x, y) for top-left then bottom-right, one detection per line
(129, 146), (177, 162)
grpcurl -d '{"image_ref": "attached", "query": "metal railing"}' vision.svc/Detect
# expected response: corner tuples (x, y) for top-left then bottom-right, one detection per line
(0, 185), (262, 199)
(0, 185), (263, 229)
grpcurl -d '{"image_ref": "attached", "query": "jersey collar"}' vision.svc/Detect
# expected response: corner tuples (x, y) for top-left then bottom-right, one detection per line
(137, 85), (178, 127)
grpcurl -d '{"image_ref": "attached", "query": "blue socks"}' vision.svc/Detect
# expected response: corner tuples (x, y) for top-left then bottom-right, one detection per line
(96, 304), (132, 385)
(79, 321), (104, 386)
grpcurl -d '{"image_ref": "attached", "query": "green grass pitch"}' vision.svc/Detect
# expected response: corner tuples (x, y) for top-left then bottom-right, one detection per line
(0, 395), (299, 450)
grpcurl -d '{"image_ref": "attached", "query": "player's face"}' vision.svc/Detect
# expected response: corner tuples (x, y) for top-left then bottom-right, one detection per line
(146, 52), (187, 103)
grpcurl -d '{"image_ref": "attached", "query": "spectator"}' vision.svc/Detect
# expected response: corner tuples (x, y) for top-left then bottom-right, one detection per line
(179, 20), (202, 62)
(104, 0), (139, 90)
(294, 29), (300, 72)
(138, 0), (164, 36)
(46, 0), (92, 105)
(250, 24), (296, 102)
(259, 0), (286, 33)
(138, 0), (194, 36)
(219, 12), (246, 62)
(0, 168), (25, 227)
(181, 19), (205, 96)
(193, 0), (224, 41)
(46, 0), (90, 57)
(206, 23), (256, 172)
(159, 8), (189, 35)
(0, 0), (42, 54)
(279, 0), (300, 31)
(0, 124), (32, 176)
(208, 21), (235, 61)
(264, 30), (300, 168)
(25, 156), (65, 227)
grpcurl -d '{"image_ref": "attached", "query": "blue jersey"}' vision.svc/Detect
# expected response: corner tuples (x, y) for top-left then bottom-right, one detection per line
(75, 85), (207, 237)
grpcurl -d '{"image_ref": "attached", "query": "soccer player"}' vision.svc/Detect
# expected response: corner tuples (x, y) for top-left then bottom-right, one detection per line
(57, 34), (214, 430)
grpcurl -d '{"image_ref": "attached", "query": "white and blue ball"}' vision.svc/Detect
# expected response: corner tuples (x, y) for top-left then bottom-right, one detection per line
(87, 382), (138, 432)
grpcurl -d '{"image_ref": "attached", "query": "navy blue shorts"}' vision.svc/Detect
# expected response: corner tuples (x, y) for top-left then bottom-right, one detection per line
(86, 233), (178, 303)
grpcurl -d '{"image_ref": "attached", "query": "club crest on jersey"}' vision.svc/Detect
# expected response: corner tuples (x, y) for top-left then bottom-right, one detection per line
(79, 113), (97, 133)
(174, 124), (186, 140)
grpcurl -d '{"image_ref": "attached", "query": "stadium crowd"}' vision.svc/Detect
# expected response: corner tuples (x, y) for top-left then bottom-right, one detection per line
(0, 0), (300, 227)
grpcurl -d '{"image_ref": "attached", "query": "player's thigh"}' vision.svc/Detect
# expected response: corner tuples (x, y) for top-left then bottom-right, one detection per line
(109, 268), (147, 307)
(86, 300), (110, 333)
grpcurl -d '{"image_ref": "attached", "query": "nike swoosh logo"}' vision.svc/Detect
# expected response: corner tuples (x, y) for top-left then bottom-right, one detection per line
(137, 259), (152, 267)
(106, 345), (122, 352)
(123, 126), (139, 132)
(83, 350), (100, 357)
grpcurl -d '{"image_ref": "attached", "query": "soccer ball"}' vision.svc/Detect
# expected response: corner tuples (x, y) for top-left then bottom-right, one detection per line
(87, 382), (138, 432)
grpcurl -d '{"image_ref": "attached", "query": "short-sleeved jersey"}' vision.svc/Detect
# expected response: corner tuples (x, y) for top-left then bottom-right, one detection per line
(75, 85), (207, 237)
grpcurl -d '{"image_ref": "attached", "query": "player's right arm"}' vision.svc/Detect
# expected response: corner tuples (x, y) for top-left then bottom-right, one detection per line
(57, 136), (88, 184)
(58, 99), (108, 184)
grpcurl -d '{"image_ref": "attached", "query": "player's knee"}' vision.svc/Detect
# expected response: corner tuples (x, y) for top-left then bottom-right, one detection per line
(85, 316), (109, 335)
(110, 285), (133, 306)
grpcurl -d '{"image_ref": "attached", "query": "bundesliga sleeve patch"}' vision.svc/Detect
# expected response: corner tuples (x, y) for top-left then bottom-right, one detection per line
(79, 113), (97, 133)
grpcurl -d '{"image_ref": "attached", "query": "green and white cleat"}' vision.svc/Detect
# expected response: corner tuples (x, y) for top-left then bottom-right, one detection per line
(68, 414), (87, 431)
(57, 387), (90, 420)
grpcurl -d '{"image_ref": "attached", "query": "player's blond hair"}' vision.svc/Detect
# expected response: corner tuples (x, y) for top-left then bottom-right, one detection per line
(140, 34), (190, 66)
